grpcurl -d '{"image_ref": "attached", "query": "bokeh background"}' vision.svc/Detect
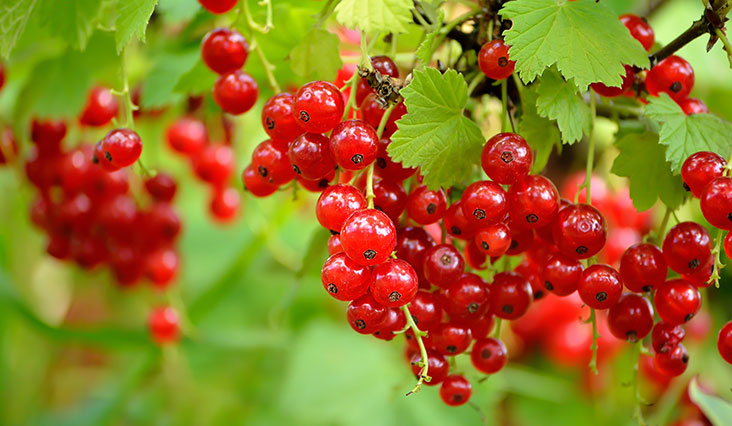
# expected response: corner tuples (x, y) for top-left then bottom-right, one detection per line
(0, 0), (731, 425)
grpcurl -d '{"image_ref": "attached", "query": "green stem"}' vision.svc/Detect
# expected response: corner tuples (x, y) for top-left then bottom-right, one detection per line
(376, 103), (396, 138)
(655, 207), (672, 245)
(366, 103), (396, 209)
(251, 39), (281, 93)
(632, 342), (646, 425)
(120, 47), (136, 130)
(707, 229), (725, 288)
(390, 33), (398, 58)
(492, 317), (502, 338)
(341, 71), (359, 120)
(243, 0), (272, 33)
(588, 308), (600, 375)
(467, 73), (485, 96)
(402, 305), (430, 396)
(314, 0), (338, 29)
(714, 28), (732, 68)
(576, 91), (597, 204)
(501, 78), (509, 132)
(360, 31), (372, 70)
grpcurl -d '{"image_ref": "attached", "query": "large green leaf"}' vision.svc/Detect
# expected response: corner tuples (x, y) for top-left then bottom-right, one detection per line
(388, 68), (484, 190)
(0, 0), (39, 58)
(289, 29), (343, 82)
(115, 0), (158, 53)
(335, 0), (413, 36)
(39, 0), (102, 50)
(499, 0), (649, 91)
(535, 69), (591, 144)
(518, 87), (561, 173)
(645, 94), (732, 173)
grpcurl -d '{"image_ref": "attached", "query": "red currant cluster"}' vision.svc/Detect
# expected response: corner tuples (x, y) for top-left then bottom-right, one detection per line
(202, 27), (258, 115)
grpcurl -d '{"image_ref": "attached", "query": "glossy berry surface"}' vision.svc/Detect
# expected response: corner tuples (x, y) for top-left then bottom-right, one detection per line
(478, 40), (515, 80)
(700, 177), (732, 230)
(679, 97), (709, 115)
(645, 55), (694, 102)
(490, 272), (532, 320)
(553, 203), (607, 259)
(329, 120), (378, 171)
(432, 322), (472, 355)
(406, 185), (446, 225)
(31, 119), (66, 153)
(460, 180), (508, 225)
(242, 164), (278, 197)
(166, 117), (208, 156)
(213, 70), (259, 115)
(619, 243), (667, 293)
(369, 178), (407, 224)
(444, 201), (477, 241)
(201, 28), (248, 74)
(198, 0), (237, 14)
(541, 253), (583, 296)
(481, 132), (533, 184)
(321, 252), (371, 301)
(410, 349), (449, 386)
(289, 132), (336, 180)
(662, 222), (712, 275)
(80, 86), (119, 127)
(652, 322), (685, 353)
(439, 375), (472, 406)
(261, 93), (303, 143)
(423, 244), (465, 288)
(718, 321), (732, 365)
(620, 14), (655, 51)
(194, 144), (234, 186)
(209, 187), (240, 222)
(145, 173), (177, 202)
(473, 222), (511, 257)
(293, 81), (344, 133)
(99, 128), (142, 169)
(577, 264), (622, 310)
(316, 184), (367, 232)
(360, 95), (407, 137)
(654, 343), (689, 376)
(654, 278), (701, 325)
(681, 151), (726, 197)
(395, 226), (435, 284)
(251, 139), (294, 185)
(471, 338), (508, 374)
(148, 306), (180, 344)
(407, 290), (443, 331)
(441, 273), (490, 319)
(370, 259), (418, 307)
(374, 137), (415, 182)
(591, 65), (634, 97)
(607, 293), (654, 342)
(340, 209), (396, 266)
(347, 293), (387, 334)
(508, 175), (560, 229)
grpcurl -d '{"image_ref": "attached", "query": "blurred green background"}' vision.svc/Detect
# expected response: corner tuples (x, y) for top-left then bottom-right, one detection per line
(0, 0), (731, 425)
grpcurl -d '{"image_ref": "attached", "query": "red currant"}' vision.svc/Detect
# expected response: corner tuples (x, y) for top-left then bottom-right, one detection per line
(373, 307), (406, 341)
(441, 273), (490, 319)
(662, 222), (712, 275)
(374, 137), (415, 181)
(321, 252), (372, 301)
(654, 343), (689, 376)
(166, 117), (208, 156)
(460, 180), (508, 225)
(209, 187), (240, 222)
(406, 185), (446, 225)
(146, 247), (179, 288)
(577, 264), (622, 310)
(508, 175), (560, 229)
(194, 144), (234, 187)
(553, 203), (607, 259)
(409, 349), (449, 386)
(201, 28), (248, 74)
(31, 118), (66, 153)
(620, 14), (655, 51)
(198, 0), (237, 14)
(725, 231), (732, 260)
(99, 128), (142, 169)
(473, 222), (511, 257)
(654, 278), (701, 325)
(490, 272), (532, 320)
(423, 244), (465, 288)
(80, 86), (119, 127)
(679, 97), (708, 115)
(681, 151), (726, 197)
(347, 292), (387, 334)
(444, 201), (477, 241)
(360, 95), (407, 138)
(471, 338), (508, 374)
(619, 243), (667, 293)
(481, 132), (533, 184)
(149, 306), (180, 344)
(316, 184), (367, 232)
(700, 177), (732, 230)
(407, 290), (443, 331)
(242, 164), (278, 197)
(395, 226), (436, 283)
(340, 209), (397, 266)
(371, 259), (418, 307)
(478, 40), (515, 80)
(432, 322), (472, 355)
(607, 293), (654, 342)
(370, 178), (407, 224)
(261, 93), (303, 143)
(718, 321), (732, 365)
(591, 65), (635, 97)
(541, 253), (583, 296)
(646, 55), (694, 102)
(289, 132), (336, 180)
(439, 375), (472, 406)
(251, 139), (295, 185)
(329, 119), (378, 171)
(328, 233), (343, 255)
(213, 70), (258, 114)
(144, 173), (177, 202)
(293, 81), (344, 133)
(652, 322), (685, 354)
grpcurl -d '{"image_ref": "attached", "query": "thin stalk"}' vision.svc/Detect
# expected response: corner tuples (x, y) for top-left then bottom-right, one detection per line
(493, 317), (502, 338)
(251, 39), (281, 93)
(501, 79), (509, 132)
(717, 28), (732, 68)
(576, 91), (597, 204)
(341, 72), (359, 120)
(588, 308), (600, 375)
(314, 0), (338, 29)
(655, 207), (672, 245)
(243, 0), (272, 33)
(707, 229), (725, 287)
(467, 73), (485, 96)
(360, 31), (372, 70)
(402, 305), (430, 395)
(632, 342), (646, 425)
(366, 103), (396, 208)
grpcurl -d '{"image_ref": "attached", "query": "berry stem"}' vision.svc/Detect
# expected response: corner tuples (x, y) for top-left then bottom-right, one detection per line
(365, 103), (396, 209)
(576, 91), (597, 205)
(360, 31), (373, 71)
(492, 317), (502, 338)
(707, 228), (725, 288)
(501, 78), (513, 132)
(467, 72), (485, 96)
(713, 28), (732, 68)
(648, 18), (708, 65)
(119, 47), (137, 130)
(242, 0), (272, 33)
(341, 71), (359, 121)
(401, 304), (430, 396)
(588, 308), (600, 375)
(631, 342), (646, 425)
(250, 38), (281, 94)
(655, 207), (672, 245)
(313, 0), (337, 29)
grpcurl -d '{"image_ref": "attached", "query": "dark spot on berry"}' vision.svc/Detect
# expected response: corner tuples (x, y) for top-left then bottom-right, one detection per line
(498, 57), (509, 67)
(595, 291), (608, 302)
(534, 290), (545, 300)
(257, 165), (268, 177)
(440, 254), (452, 265)
(500, 151), (513, 163)
(481, 241), (489, 250)
(351, 154), (364, 164)
(376, 157), (387, 169)
(683, 182), (690, 192)
(544, 281), (554, 291)
(452, 394), (464, 403)
(688, 259), (700, 269)
(388, 291), (401, 302)
(299, 110), (310, 122)
(354, 319), (366, 329)
(502, 304), (514, 314)
(510, 240), (518, 250)
(330, 230), (339, 235)
(265, 116), (275, 129)
(292, 164), (301, 174)
(327, 283), (337, 294)
(451, 226), (462, 235)
(426, 203), (436, 214)
(659, 343), (669, 354)
(682, 354), (689, 363)
(473, 209), (486, 220)
(728, 212), (732, 222)
(670, 82), (682, 93)
(526, 213), (539, 223)
(684, 313), (694, 322)
(364, 249), (377, 260)
(104, 151), (113, 162)
(626, 331), (638, 342)
(317, 179), (329, 188)
(467, 303), (480, 314)
(642, 285), (652, 292)
(92, 154), (99, 164)
(446, 345), (457, 353)
(481, 349), (492, 359)
(576, 246), (588, 255)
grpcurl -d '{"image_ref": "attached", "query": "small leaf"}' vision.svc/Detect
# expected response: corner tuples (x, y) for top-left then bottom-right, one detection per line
(414, 11), (443, 67)
(115, 0), (158, 53)
(388, 68), (484, 190)
(611, 132), (687, 211)
(0, 0), (39, 59)
(335, 0), (413, 36)
(688, 376), (732, 426)
(499, 0), (649, 91)
(518, 87), (561, 173)
(535, 69), (591, 144)
(645, 94), (732, 173)
(142, 49), (199, 109)
(289, 29), (343, 82)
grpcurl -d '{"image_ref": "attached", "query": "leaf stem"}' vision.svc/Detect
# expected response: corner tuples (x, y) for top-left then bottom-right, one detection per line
(119, 47), (136, 130)
(467, 73), (485, 96)
(402, 304), (430, 396)
(649, 18), (708, 65)
(588, 308), (600, 375)
(314, 0), (338, 29)
(341, 72), (359, 120)
(715, 27), (732, 68)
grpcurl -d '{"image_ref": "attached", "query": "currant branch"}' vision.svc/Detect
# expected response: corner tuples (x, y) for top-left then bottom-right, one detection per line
(588, 308), (600, 375)
(402, 304), (431, 396)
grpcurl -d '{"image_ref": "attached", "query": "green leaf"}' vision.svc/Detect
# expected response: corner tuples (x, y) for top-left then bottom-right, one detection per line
(535, 69), (591, 144)
(289, 29), (343, 82)
(388, 68), (484, 190)
(0, 0), (39, 59)
(414, 11), (443, 67)
(689, 377), (732, 426)
(39, 0), (102, 50)
(518, 87), (560, 173)
(157, 0), (200, 23)
(645, 94), (732, 173)
(499, 0), (649, 91)
(141, 49), (199, 109)
(334, 0), (413, 36)
(115, 0), (158, 53)
(611, 132), (686, 211)
(174, 58), (217, 96)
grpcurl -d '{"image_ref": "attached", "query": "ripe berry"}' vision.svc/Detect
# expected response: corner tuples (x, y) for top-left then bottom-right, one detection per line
(645, 55), (694, 102)
(146, 248), (179, 287)
(321, 252), (371, 301)
(471, 338), (508, 374)
(316, 184), (367, 232)
(423, 244), (465, 288)
(441, 273), (490, 319)
(654, 278), (701, 325)
(374, 137), (415, 181)
(293, 81), (344, 133)
(481, 132), (533, 184)
(371, 259), (418, 307)
(652, 322), (685, 354)
(99, 128), (142, 169)
(409, 349), (449, 386)
(198, 0), (237, 14)
(490, 272), (532, 320)
(347, 292), (387, 334)
(296, 173), (333, 192)
(607, 293), (654, 342)
(242, 164), (278, 197)
(166, 117), (208, 156)
(408, 290), (443, 331)
(432, 322), (472, 355)
(209, 187), (240, 222)
(508, 175), (560, 229)
(80, 86), (119, 127)
(201, 28), (248, 74)
(251, 139), (294, 185)
(460, 180), (508, 225)
(620, 14), (655, 51)
(654, 343), (689, 376)
(619, 243), (667, 293)
(148, 306), (180, 344)
(681, 151), (726, 197)
(541, 253), (583, 296)
(718, 321), (732, 365)
(406, 185), (446, 225)
(360, 95), (407, 137)
(340, 209), (396, 266)
(370, 178), (407, 224)
(328, 233), (343, 255)
(373, 307), (406, 341)
(289, 132), (336, 180)
(213, 70), (258, 115)
(505, 224), (535, 256)
(577, 264), (622, 310)
(31, 118), (66, 153)
(679, 97), (708, 115)
(444, 201), (477, 241)
(144, 173), (177, 203)
(473, 222), (511, 257)
(194, 144), (234, 187)
(662, 222), (712, 275)
(439, 375), (472, 406)
(478, 40), (515, 80)
(700, 177), (732, 230)
(396, 226), (435, 283)
(261, 93), (303, 143)
(329, 120), (378, 171)
(553, 203), (607, 259)
(591, 65), (635, 97)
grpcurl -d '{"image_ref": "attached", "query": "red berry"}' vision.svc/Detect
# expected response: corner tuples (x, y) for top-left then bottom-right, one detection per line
(289, 132), (336, 180)
(408, 290), (443, 331)
(432, 322), (472, 355)
(460, 180), (508, 225)
(423, 244), (465, 288)
(340, 209), (397, 266)
(99, 128), (142, 169)
(145, 173), (177, 202)
(395, 226), (436, 283)
(321, 252), (371, 301)
(607, 293), (654, 342)
(198, 0), (237, 14)
(681, 151), (726, 197)
(262, 93), (303, 143)
(439, 375), (472, 406)
(444, 201), (477, 241)
(360, 94), (407, 138)
(471, 338), (508, 374)
(347, 292), (387, 334)
(371, 259), (418, 307)
(718, 321), (732, 365)
(645, 55), (694, 102)
(251, 139), (295, 185)
(478, 40), (515, 80)
(654, 343), (689, 376)
(31, 118), (66, 153)
(652, 322), (685, 354)
(619, 243), (667, 293)
(209, 187), (240, 222)
(166, 117), (208, 156)
(329, 119), (378, 171)
(505, 223), (535, 256)
(213, 70), (258, 114)
(316, 184), (367, 232)
(700, 177), (732, 230)
(481, 132), (533, 184)
(679, 97), (708, 115)
(441, 273), (491, 320)
(373, 307), (406, 340)
(409, 349), (449, 386)
(148, 306), (180, 344)
(146, 247), (179, 288)
(80, 86), (119, 127)
(370, 178), (407, 224)
(242, 164), (278, 197)
(591, 65), (635, 97)
(577, 264), (622, 310)
(293, 81), (344, 133)
(620, 14), (655, 51)
(553, 203), (607, 259)
(146, 202), (182, 242)
(374, 137), (415, 181)
(406, 185), (446, 225)
(490, 272), (532, 320)
(201, 28), (248, 74)
(654, 278), (701, 325)
(194, 144), (234, 187)
(662, 222), (712, 275)
(296, 173), (334, 192)
(508, 175), (560, 229)
(328, 233), (343, 255)
(473, 222), (511, 257)
(541, 253), (583, 296)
